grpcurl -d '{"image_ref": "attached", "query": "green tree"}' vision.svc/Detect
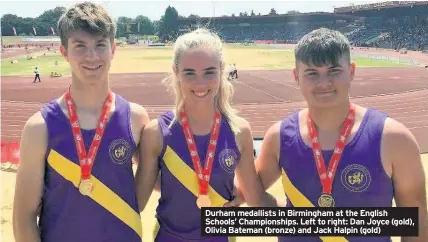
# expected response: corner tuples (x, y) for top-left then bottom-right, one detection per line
(157, 6), (180, 42)
(135, 15), (155, 35)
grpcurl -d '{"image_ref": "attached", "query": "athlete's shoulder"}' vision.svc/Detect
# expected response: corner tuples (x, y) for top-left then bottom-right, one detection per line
(145, 118), (161, 132)
(141, 118), (164, 153)
(26, 111), (46, 127)
(128, 102), (150, 145)
(381, 117), (423, 193)
(233, 116), (251, 133)
(129, 102), (150, 126)
(382, 117), (417, 146)
(380, 116), (420, 167)
(262, 121), (282, 147)
(233, 116), (253, 150)
(22, 111), (48, 142)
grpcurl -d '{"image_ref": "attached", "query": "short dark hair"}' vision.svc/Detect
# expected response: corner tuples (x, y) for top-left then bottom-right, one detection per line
(295, 28), (351, 67)
(57, 1), (116, 48)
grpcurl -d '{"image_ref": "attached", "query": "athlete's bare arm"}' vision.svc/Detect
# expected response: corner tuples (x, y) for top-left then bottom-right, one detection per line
(382, 118), (427, 241)
(129, 103), (150, 147)
(228, 119), (266, 207)
(254, 121), (283, 206)
(154, 172), (161, 192)
(135, 119), (163, 213)
(129, 103), (147, 166)
(130, 103), (161, 191)
(13, 112), (47, 242)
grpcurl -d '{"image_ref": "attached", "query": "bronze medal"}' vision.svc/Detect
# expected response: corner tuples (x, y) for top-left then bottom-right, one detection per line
(196, 194), (211, 208)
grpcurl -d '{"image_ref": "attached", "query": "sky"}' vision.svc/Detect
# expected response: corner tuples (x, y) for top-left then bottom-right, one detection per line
(0, 0), (386, 21)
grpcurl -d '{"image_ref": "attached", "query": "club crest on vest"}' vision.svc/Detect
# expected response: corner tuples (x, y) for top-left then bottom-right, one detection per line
(340, 164), (371, 192)
(219, 148), (238, 174)
(109, 139), (132, 164)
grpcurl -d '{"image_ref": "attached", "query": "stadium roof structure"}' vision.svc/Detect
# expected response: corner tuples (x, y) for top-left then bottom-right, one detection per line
(179, 1), (428, 27)
(334, 1), (428, 14)
(180, 12), (360, 26)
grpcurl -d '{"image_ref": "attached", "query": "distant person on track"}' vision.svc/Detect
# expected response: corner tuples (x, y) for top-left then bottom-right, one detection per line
(236, 28), (428, 241)
(13, 2), (149, 242)
(227, 63), (238, 81)
(33, 66), (41, 83)
(227, 64), (233, 80)
(51, 60), (62, 77)
(135, 27), (271, 241)
(232, 63), (238, 79)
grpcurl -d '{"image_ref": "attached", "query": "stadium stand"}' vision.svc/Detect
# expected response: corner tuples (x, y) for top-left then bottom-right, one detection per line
(178, 1), (428, 51)
(2, 2), (427, 53)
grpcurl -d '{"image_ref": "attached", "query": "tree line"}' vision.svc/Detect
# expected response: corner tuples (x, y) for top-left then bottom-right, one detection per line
(1, 6), (180, 42)
(1, 6), (291, 42)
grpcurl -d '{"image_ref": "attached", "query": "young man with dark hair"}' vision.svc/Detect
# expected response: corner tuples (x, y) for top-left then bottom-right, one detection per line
(255, 28), (427, 241)
(13, 2), (149, 242)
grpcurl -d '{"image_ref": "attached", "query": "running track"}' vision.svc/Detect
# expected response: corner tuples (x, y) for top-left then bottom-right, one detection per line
(2, 66), (428, 153)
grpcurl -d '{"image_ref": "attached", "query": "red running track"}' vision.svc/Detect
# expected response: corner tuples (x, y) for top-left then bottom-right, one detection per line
(2, 67), (428, 152)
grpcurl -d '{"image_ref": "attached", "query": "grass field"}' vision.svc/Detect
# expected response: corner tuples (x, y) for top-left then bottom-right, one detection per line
(1, 44), (411, 76)
(1, 35), (158, 44)
(1, 36), (60, 44)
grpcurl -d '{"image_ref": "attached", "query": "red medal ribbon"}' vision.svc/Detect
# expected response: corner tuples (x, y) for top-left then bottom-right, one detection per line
(307, 104), (356, 195)
(64, 91), (113, 180)
(180, 109), (221, 195)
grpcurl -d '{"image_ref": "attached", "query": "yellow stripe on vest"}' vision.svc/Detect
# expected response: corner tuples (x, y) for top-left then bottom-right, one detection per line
(281, 169), (348, 242)
(159, 146), (236, 242)
(163, 145), (228, 206)
(47, 150), (142, 238)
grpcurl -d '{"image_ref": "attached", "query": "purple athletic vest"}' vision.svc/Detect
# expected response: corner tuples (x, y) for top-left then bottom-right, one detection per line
(278, 108), (393, 242)
(39, 94), (141, 242)
(155, 110), (241, 241)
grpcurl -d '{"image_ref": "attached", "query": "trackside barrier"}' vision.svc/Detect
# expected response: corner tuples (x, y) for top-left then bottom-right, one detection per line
(1, 141), (21, 170)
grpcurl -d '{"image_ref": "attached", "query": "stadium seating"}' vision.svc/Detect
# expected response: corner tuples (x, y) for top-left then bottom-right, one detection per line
(178, 2), (428, 51)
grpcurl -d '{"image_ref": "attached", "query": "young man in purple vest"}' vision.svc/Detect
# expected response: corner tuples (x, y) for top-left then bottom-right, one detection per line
(254, 28), (427, 241)
(13, 2), (149, 242)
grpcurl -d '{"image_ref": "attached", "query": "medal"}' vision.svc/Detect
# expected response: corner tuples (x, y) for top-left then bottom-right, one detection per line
(180, 109), (221, 209)
(197, 194), (212, 208)
(318, 194), (335, 207)
(307, 104), (356, 207)
(65, 90), (113, 196)
(79, 179), (93, 196)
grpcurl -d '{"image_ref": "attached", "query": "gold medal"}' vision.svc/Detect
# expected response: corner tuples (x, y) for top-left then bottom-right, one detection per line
(79, 179), (93, 196)
(318, 194), (335, 207)
(196, 194), (211, 208)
